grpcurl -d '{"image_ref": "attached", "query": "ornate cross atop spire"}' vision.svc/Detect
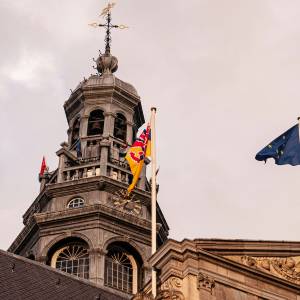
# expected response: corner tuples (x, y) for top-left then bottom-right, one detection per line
(89, 2), (128, 55)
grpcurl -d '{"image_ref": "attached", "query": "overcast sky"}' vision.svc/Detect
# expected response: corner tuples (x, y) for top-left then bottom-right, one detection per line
(1, 0), (300, 250)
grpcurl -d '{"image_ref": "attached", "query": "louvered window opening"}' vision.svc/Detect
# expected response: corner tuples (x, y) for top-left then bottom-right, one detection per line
(114, 113), (127, 141)
(87, 110), (104, 136)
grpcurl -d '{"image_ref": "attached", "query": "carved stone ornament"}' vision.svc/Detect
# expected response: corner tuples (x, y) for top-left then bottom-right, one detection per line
(156, 290), (184, 300)
(156, 277), (185, 300)
(131, 292), (154, 300)
(96, 54), (118, 74)
(226, 255), (300, 285)
(197, 272), (215, 294)
(111, 189), (142, 215)
(160, 277), (182, 291)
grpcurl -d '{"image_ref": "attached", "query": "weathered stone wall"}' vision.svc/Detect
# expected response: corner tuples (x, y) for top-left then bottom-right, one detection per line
(145, 240), (300, 300)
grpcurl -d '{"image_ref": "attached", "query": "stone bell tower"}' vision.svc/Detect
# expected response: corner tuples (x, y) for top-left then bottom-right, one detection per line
(8, 5), (169, 298)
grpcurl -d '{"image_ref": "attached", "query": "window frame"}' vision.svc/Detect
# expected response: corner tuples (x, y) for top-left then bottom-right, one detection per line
(67, 198), (85, 209)
(104, 246), (138, 294)
(113, 113), (127, 141)
(51, 243), (89, 279)
(87, 109), (105, 136)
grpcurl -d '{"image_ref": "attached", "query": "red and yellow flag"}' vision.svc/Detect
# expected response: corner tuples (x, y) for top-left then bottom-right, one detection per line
(125, 124), (151, 194)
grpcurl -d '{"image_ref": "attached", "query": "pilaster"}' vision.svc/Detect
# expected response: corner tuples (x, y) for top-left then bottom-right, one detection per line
(80, 115), (89, 150)
(103, 112), (116, 137)
(57, 154), (66, 183)
(100, 139), (110, 176)
(138, 164), (146, 190)
(88, 247), (106, 285)
(127, 120), (134, 145)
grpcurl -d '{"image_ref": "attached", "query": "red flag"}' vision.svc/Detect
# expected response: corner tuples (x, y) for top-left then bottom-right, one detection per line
(39, 157), (47, 176)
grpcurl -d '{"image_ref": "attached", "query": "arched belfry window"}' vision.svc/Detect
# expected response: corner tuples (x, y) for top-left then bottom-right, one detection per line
(114, 113), (127, 141)
(49, 238), (89, 279)
(104, 242), (142, 294)
(87, 110), (104, 136)
(71, 118), (80, 146)
(67, 198), (84, 208)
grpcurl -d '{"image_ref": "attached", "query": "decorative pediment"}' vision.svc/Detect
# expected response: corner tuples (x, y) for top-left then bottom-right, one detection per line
(225, 255), (300, 285)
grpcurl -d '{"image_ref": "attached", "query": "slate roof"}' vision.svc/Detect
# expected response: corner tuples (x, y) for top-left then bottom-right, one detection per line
(0, 250), (127, 300)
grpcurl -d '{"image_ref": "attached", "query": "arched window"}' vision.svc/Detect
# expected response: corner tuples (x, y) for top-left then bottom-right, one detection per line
(71, 118), (80, 146)
(67, 198), (84, 208)
(50, 239), (89, 279)
(114, 113), (127, 141)
(104, 242), (142, 294)
(87, 110), (104, 136)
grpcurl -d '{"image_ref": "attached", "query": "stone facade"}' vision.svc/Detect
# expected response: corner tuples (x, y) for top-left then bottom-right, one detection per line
(135, 239), (300, 300)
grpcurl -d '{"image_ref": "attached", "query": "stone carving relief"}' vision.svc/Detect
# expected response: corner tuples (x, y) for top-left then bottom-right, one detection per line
(132, 277), (184, 300)
(132, 292), (154, 300)
(197, 272), (215, 294)
(160, 276), (182, 290)
(225, 255), (300, 284)
(157, 277), (185, 300)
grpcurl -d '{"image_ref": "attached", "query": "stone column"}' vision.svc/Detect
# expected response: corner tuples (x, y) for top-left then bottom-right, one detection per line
(57, 149), (67, 183)
(98, 248), (108, 286)
(100, 139), (110, 176)
(103, 112), (115, 137)
(127, 120), (134, 145)
(39, 174), (49, 192)
(137, 164), (146, 190)
(143, 265), (152, 288)
(80, 115), (88, 137)
(88, 248), (106, 285)
(80, 115), (89, 153)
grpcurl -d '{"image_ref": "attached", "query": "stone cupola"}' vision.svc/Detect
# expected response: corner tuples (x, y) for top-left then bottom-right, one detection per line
(9, 23), (168, 299)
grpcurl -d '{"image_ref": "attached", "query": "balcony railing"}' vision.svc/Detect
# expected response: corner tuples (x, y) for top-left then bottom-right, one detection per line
(65, 156), (100, 168)
(107, 165), (131, 184)
(63, 165), (100, 181)
(109, 157), (130, 170)
(58, 136), (133, 184)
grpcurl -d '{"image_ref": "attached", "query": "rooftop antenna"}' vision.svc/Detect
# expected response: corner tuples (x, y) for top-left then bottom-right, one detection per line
(89, 2), (128, 55)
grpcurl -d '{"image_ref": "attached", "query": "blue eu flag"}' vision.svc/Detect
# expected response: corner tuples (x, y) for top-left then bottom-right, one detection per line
(255, 124), (300, 166)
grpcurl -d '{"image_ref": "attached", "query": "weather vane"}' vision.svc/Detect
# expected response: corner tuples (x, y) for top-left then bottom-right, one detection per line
(89, 2), (128, 55)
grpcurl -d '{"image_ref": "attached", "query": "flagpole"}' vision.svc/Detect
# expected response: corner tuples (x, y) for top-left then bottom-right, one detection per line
(150, 107), (157, 298)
